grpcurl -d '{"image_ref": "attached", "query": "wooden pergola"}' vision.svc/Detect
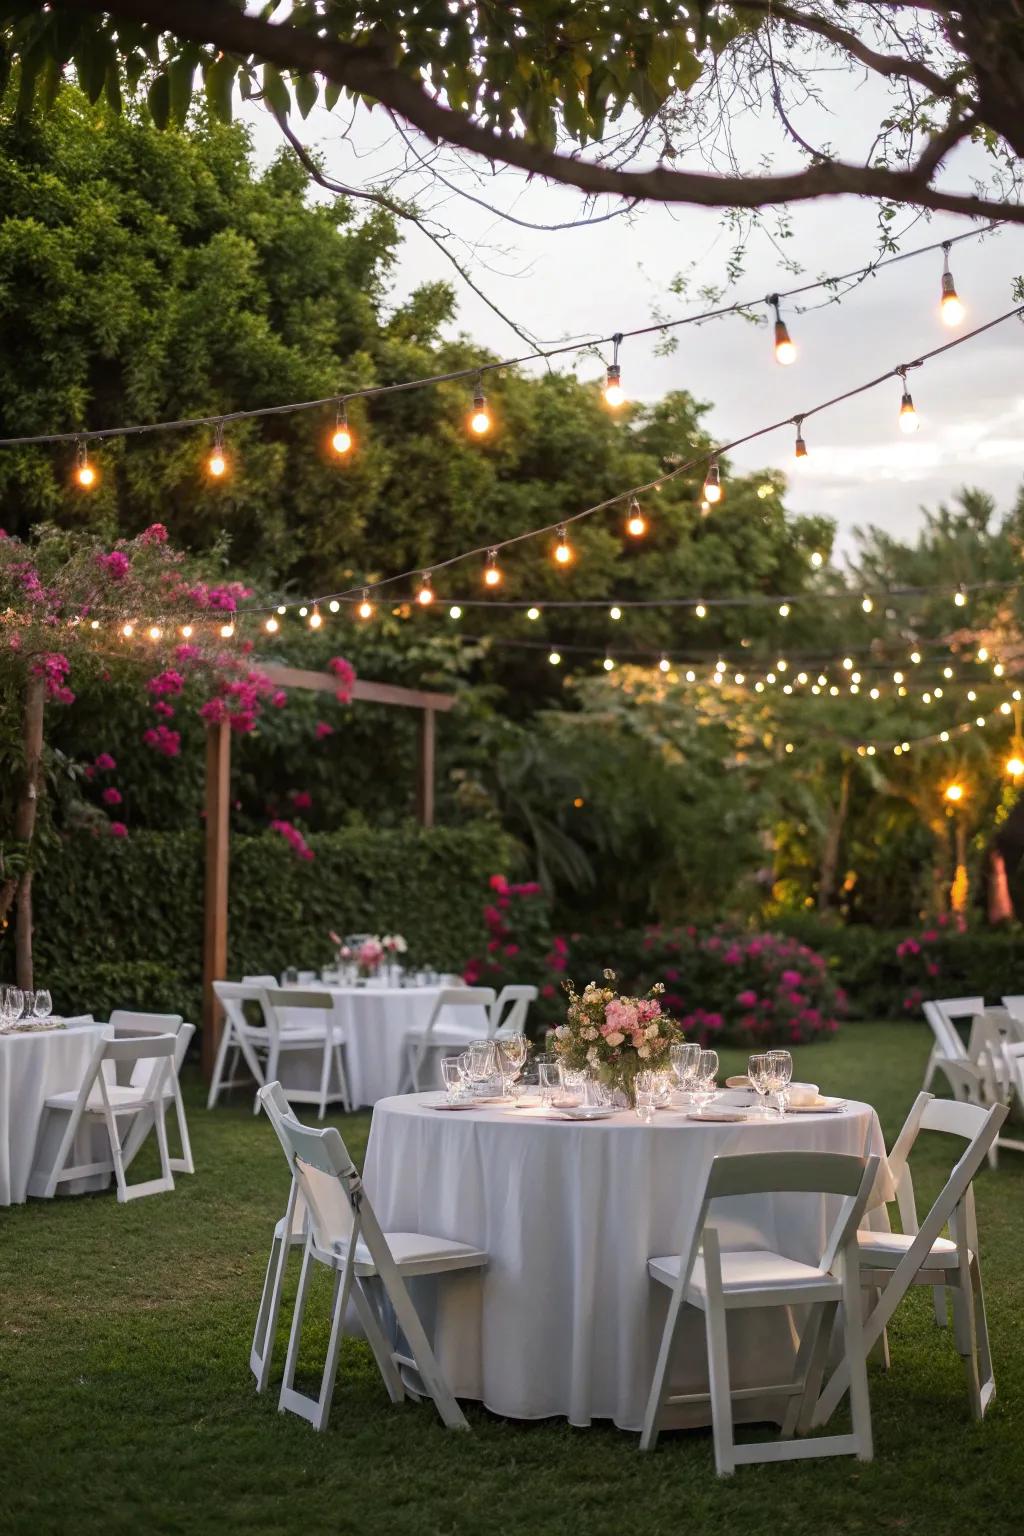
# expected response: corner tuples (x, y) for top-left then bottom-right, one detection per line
(200, 662), (456, 1076)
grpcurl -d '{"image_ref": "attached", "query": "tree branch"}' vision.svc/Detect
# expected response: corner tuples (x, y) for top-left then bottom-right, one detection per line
(56, 0), (1024, 225)
(755, 1), (959, 98)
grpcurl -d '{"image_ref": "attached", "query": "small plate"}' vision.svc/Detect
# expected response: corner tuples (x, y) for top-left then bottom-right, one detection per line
(431, 1099), (479, 1111)
(686, 1109), (749, 1123)
(786, 1097), (847, 1114)
(725, 1075), (752, 1089)
(553, 1106), (617, 1121)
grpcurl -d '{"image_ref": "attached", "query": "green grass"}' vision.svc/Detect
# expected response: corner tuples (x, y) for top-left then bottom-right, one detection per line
(1, 1022), (1022, 1536)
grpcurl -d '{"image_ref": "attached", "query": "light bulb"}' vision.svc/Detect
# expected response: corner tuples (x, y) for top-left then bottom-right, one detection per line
(778, 603), (790, 618)
(1007, 756), (1024, 778)
(449, 605), (462, 620)
(940, 256), (964, 327)
(122, 623), (134, 639)
(469, 382), (491, 436)
(843, 657), (854, 670)
(181, 624), (193, 639)
(331, 404), (353, 455)
(658, 656), (670, 673)
(954, 584), (967, 607)
(774, 320), (797, 366)
(277, 605), (287, 616)
(977, 646), (989, 662)
(893, 671), (903, 684)
(357, 591), (374, 620)
(898, 383), (919, 434)
(609, 606), (622, 621)
(148, 625), (162, 641)
(625, 498), (647, 537)
(548, 650), (561, 666)
(328, 600), (340, 614)
(862, 596), (873, 613)
(220, 622), (234, 638)
(603, 656), (615, 672)
(308, 607), (322, 629)
(794, 428), (808, 461)
(207, 426), (228, 477)
(265, 616), (279, 633)
(483, 549), (502, 587)
(603, 362), (624, 409)
(695, 604), (706, 619)
(527, 606), (541, 621)
(417, 572), (435, 606)
(945, 783), (964, 803)
(74, 446), (98, 489)
(810, 551), (823, 568)
(90, 619), (100, 630)
(910, 651), (922, 664)
(553, 527), (573, 565)
(703, 459), (723, 504)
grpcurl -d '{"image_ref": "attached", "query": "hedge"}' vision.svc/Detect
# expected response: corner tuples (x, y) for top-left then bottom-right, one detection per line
(26, 822), (512, 1023)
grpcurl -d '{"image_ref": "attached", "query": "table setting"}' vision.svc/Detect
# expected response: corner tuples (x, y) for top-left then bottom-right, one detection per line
(0, 1003), (108, 1204)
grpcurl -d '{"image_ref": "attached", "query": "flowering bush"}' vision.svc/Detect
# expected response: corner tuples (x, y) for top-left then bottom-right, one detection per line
(270, 818), (314, 861)
(552, 972), (681, 1103)
(894, 912), (966, 1013)
(463, 874), (565, 1008)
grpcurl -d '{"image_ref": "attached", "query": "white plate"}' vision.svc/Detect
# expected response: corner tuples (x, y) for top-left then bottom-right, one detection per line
(686, 1109), (749, 1123)
(725, 1075), (752, 1089)
(431, 1099), (480, 1111)
(553, 1106), (617, 1121)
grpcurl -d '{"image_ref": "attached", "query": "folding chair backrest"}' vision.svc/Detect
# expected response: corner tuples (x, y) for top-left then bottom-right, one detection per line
(110, 1009), (183, 1033)
(1001, 995), (1024, 1024)
(491, 984), (537, 1035)
(892, 1095), (1008, 1248)
(258, 1081), (309, 1237)
(427, 985), (496, 1036)
(243, 975), (278, 987)
(128, 1021), (193, 1085)
(923, 1001), (971, 1062)
(263, 988), (333, 1012)
(213, 979), (270, 1042)
(104, 1033), (177, 1102)
(271, 1109), (360, 1251)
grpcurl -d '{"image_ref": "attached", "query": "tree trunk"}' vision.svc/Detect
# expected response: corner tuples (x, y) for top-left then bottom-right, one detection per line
(0, 674), (45, 972)
(817, 764), (851, 912)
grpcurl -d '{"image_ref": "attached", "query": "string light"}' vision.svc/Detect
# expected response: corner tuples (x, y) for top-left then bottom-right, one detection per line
(695, 604), (707, 619)
(449, 605), (462, 620)
(220, 622), (234, 638)
(308, 606), (322, 629)
(469, 377), (491, 436)
(977, 647), (989, 662)
(265, 616), (279, 633)
(416, 571), (435, 606)
(527, 606), (541, 621)
(73, 439), (97, 489)
(954, 583), (967, 607)
(277, 605), (287, 616)
(770, 296), (797, 365)
(330, 402), (353, 456)
(603, 654), (615, 672)
(147, 625), (162, 641)
(810, 551), (824, 568)
(897, 368), (919, 434)
(861, 596), (874, 613)
(625, 497), (647, 537)
(180, 624), (193, 639)
(1007, 755), (1024, 779)
(483, 549), (502, 588)
(122, 622), (134, 638)
(90, 619), (100, 630)
(943, 666), (954, 679)
(940, 244), (965, 327)
(357, 591), (374, 620)
(703, 459), (723, 505)
(778, 603), (790, 618)
(327, 600), (340, 614)
(548, 650), (561, 665)
(945, 783), (964, 803)
(610, 606), (622, 621)
(658, 655), (671, 674)
(207, 422), (228, 478)
(553, 526), (573, 566)
(603, 334), (625, 408)
(793, 418), (808, 461)
(910, 651), (922, 664)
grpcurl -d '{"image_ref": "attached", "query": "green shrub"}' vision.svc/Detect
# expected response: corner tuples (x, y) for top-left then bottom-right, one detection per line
(24, 822), (512, 1021)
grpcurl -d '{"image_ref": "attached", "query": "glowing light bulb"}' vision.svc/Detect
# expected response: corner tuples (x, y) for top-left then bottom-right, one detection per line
(943, 666), (953, 679)
(147, 625), (162, 641)
(265, 616), (279, 633)
(220, 622), (234, 638)
(703, 459), (723, 505)
(977, 646), (989, 662)
(843, 657), (854, 670)
(449, 605), (462, 620)
(862, 596), (873, 613)
(416, 573), (435, 606)
(90, 619), (100, 631)
(940, 731), (950, 742)
(625, 498), (647, 537)
(74, 442), (98, 489)
(277, 605), (287, 616)
(469, 381), (491, 436)
(893, 671), (904, 684)
(603, 656), (615, 672)
(994, 662), (1005, 677)
(757, 483), (773, 499)
(778, 603), (790, 618)
(122, 622), (134, 638)
(548, 650), (561, 666)
(180, 624), (193, 639)
(898, 377), (919, 434)
(945, 783), (964, 803)
(686, 670), (696, 684)
(527, 606), (541, 621)
(1007, 756), (1024, 778)
(794, 427), (808, 461)
(308, 607), (322, 630)
(954, 584), (967, 607)
(610, 606), (622, 621)
(940, 252), (965, 327)
(331, 403), (353, 455)
(695, 604), (706, 619)
(774, 322), (796, 366)
(1001, 701), (1013, 715)
(658, 656), (670, 673)
(910, 651), (922, 665)
(328, 600), (340, 614)
(357, 591), (374, 620)
(603, 362), (625, 409)
(483, 549), (502, 587)
(810, 551), (824, 568)
(207, 425), (228, 478)
(553, 526), (573, 566)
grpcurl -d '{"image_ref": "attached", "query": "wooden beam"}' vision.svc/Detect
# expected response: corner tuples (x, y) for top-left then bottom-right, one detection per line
(201, 719), (231, 1079)
(417, 708), (436, 827)
(261, 662), (456, 713)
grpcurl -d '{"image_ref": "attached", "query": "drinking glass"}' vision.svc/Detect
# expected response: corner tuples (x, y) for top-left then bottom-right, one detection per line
(6, 986), (24, 1025)
(748, 1053), (771, 1116)
(35, 989), (52, 1022)
(670, 1041), (701, 1103)
(691, 1049), (720, 1117)
(765, 1049), (793, 1116)
(22, 989), (35, 1022)
(581, 1077), (610, 1110)
(496, 1033), (529, 1096)
(538, 1061), (560, 1108)
(635, 1071), (658, 1124)
(466, 1040), (497, 1096)
(441, 1056), (466, 1103)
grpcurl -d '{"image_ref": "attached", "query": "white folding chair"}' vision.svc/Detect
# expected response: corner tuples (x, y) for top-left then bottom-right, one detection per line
(404, 986), (496, 1092)
(208, 981), (273, 1108)
(258, 1083), (487, 1432)
(922, 997), (984, 1092)
(260, 988), (352, 1119)
(993, 1041), (1024, 1159)
(814, 1093), (1008, 1427)
(489, 984), (537, 1037)
(28, 1033), (178, 1203)
(109, 1011), (194, 1175)
(641, 1149), (879, 1473)
(999, 995), (1024, 1025)
(250, 1081), (309, 1393)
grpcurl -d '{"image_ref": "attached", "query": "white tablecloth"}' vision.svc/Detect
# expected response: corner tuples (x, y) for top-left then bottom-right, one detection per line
(0, 1022), (109, 1205)
(279, 987), (489, 1108)
(363, 1094), (894, 1430)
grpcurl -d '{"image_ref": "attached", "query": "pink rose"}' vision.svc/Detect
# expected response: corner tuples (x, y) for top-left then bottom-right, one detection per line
(101, 787), (122, 806)
(94, 753), (116, 771)
(737, 989), (758, 1008)
(108, 821), (128, 838)
(315, 721), (334, 739)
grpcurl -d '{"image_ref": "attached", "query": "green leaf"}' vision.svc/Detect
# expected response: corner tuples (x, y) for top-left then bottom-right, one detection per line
(0, 43), (10, 105)
(324, 79), (343, 111)
(294, 72), (318, 120)
(204, 56), (235, 124)
(104, 62), (122, 115)
(148, 72), (170, 130)
(168, 56), (195, 127)
(262, 63), (291, 125)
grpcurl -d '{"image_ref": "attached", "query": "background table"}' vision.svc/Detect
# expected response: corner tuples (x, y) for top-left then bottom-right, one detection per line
(364, 1094), (894, 1430)
(0, 1022), (108, 1205)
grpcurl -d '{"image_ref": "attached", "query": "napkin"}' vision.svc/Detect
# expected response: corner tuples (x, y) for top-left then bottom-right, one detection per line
(786, 1082), (820, 1107)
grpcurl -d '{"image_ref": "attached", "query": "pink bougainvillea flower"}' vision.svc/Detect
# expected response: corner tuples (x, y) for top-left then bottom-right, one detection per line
(315, 721), (334, 739)
(272, 690), (287, 709)
(174, 644), (202, 666)
(489, 874), (510, 894)
(138, 522), (169, 545)
(97, 550), (131, 580)
(142, 725), (181, 757)
(270, 818), (315, 861)
(737, 989), (758, 1008)
(199, 698), (228, 725)
(328, 656), (356, 703)
(101, 787), (122, 806)
(780, 969), (803, 986)
(94, 753), (117, 771)
(152, 700), (175, 719)
(146, 669), (185, 697)
(108, 821), (128, 838)
(291, 790), (312, 810)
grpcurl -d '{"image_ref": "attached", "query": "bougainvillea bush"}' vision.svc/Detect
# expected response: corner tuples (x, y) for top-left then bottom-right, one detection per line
(463, 875), (566, 1028)
(632, 926), (846, 1047)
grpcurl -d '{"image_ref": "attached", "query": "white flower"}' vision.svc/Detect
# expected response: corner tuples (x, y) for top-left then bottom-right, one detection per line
(583, 1026), (599, 1040)
(555, 1025), (570, 1038)
(638, 1044), (651, 1059)
(646, 1022), (660, 1039)
(586, 1045), (599, 1063)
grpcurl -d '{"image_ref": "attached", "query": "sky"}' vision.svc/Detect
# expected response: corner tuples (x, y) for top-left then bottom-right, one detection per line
(243, 67), (1024, 565)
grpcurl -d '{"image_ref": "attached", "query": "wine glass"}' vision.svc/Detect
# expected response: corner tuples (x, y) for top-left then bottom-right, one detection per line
(22, 989), (35, 1022)
(765, 1049), (793, 1116)
(6, 986), (24, 1026)
(748, 1053), (771, 1116)
(691, 1049), (720, 1117)
(670, 1041), (701, 1103)
(496, 1033), (528, 1096)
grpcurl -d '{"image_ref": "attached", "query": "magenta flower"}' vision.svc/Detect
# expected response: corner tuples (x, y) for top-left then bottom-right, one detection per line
(101, 787), (122, 806)
(780, 969), (803, 986)
(328, 656), (356, 703)
(152, 700), (175, 719)
(199, 698), (228, 725)
(272, 690), (287, 708)
(737, 989), (758, 1008)
(142, 725), (181, 757)
(139, 523), (168, 545)
(291, 791), (312, 811)
(146, 669), (185, 697)
(108, 822), (128, 839)
(94, 753), (117, 771)
(315, 721), (334, 739)
(97, 550), (131, 581)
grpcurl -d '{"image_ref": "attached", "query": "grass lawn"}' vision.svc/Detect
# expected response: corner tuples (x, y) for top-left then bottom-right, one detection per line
(1, 1020), (1022, 1536)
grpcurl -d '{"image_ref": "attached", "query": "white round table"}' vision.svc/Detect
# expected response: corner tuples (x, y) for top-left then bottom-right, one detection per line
(363, 1094), (895, 1430)
(0, 1021), (108, 1205)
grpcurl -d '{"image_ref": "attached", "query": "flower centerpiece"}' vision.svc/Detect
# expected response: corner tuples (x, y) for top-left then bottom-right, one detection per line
(552, 971), (682, 1106)
(329, 931), (390, 976)
(381, 933), (408, 960)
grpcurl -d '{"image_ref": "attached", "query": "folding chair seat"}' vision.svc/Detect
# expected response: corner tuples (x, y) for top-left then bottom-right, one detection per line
(813, 1092), (1007, 1428)
(641, 1149), (879, 1474)
(257, 1081), (486, 1431)
(403, 987), (495, 1092)
(28, 1033), (179, 1203)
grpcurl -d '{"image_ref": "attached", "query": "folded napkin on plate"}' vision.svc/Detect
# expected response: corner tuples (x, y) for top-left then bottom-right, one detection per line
(786, 1082), (820, 1108)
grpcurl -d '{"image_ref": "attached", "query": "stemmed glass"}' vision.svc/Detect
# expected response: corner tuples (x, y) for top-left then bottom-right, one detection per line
(22, 989), (35, 1023)
(34, 989), (52, 1023)
(670, 1042), (701, 1104)
(765, 1049), (793, 1116)
(5, 986), (24, 1028)
(496, 1033), (529, 1097)
(748, 1053), (771, 1116)
(690, 1049), (720, 1117)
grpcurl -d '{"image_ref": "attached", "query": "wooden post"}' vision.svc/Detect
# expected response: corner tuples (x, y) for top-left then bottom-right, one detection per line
(417, 708), (436, 827)
(202, 719), (231, 1078)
